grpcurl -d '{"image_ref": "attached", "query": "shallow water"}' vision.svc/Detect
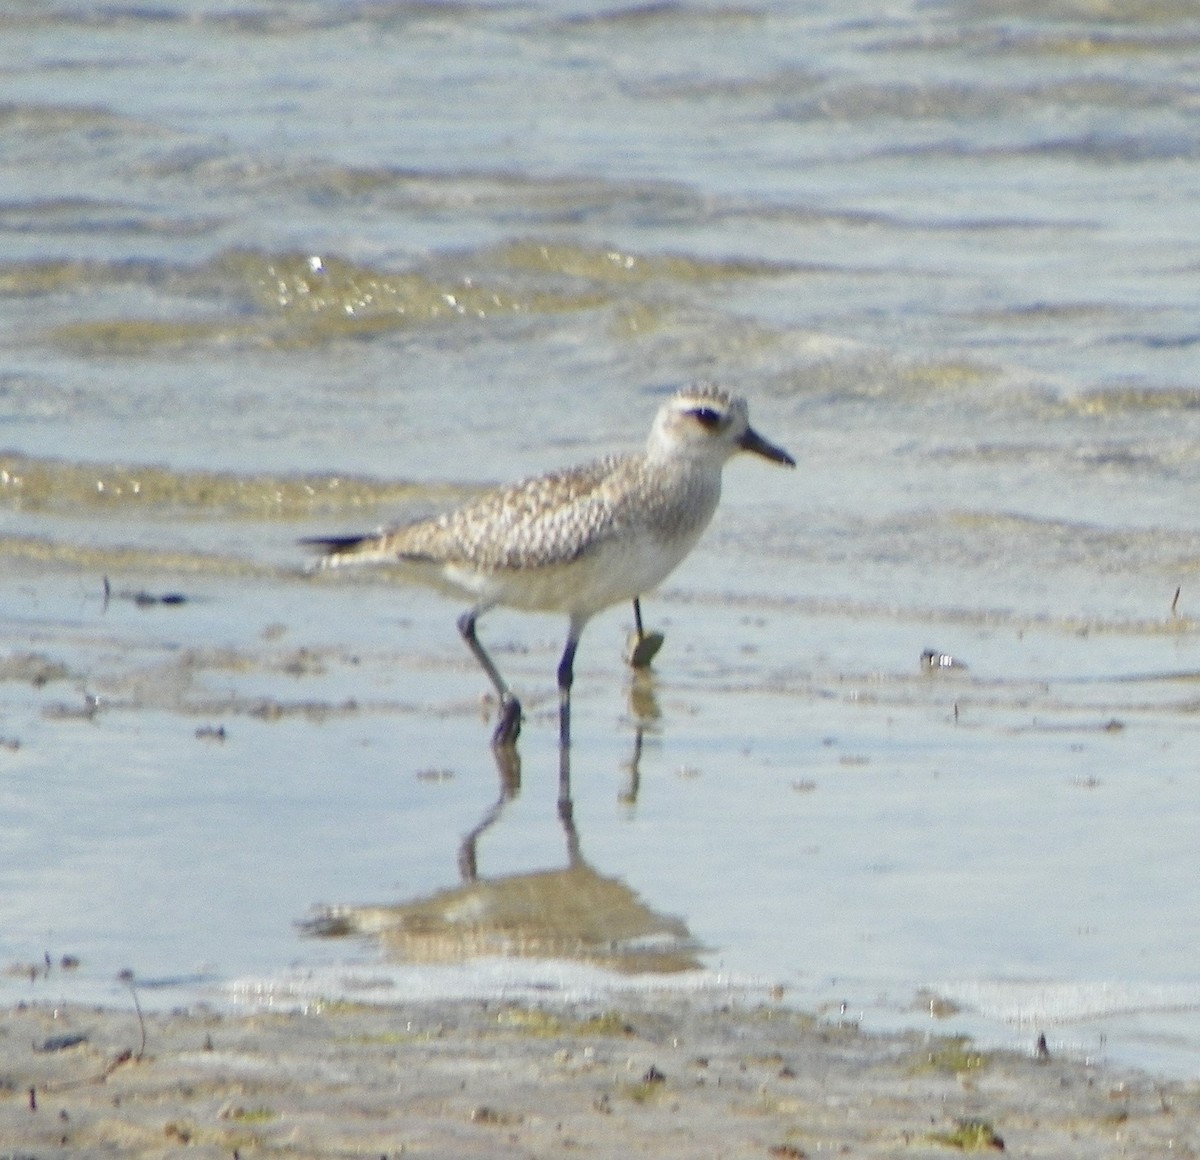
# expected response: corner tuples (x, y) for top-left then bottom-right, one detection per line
(4, 0), (1200, 1076)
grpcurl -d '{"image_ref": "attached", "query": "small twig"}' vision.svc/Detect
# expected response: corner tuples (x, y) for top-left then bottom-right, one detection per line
(1171, 586), (1182, 617)
(119, 969), (147, 1061)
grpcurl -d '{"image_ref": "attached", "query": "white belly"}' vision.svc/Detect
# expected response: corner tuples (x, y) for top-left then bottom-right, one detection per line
(444, 525), (706, 618)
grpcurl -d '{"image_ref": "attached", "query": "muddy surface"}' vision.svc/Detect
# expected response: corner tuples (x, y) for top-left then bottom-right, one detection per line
(3, 995), (1196, 1158)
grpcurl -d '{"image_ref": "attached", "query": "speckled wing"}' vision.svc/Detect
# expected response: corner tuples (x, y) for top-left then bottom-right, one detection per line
(314, 454), (644, 573)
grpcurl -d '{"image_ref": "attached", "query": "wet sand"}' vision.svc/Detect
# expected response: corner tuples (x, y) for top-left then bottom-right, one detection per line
(3, 994), (1196, 1158)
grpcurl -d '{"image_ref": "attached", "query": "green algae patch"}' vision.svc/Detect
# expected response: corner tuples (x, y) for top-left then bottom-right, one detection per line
(220, 1105), (277, 1124)
(221, 249), (609, 327)
(0, 451), (469, 519)
(910, 1036), (989, 1076)
(48, 317), (239, 354)
(40, 247), (615, 354)
(0, 533), (277, 579)
(896, 358), (993, 392)
(492, 239), (790, 284)
(928, 1118), (1005, 1151)
(578, 1011), (637, 1036)
(494, 1005), (635, 1039)
(495, 1006), (567, 1036)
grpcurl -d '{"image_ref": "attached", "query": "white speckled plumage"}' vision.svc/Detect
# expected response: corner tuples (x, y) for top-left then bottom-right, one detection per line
(307, 383), (794, 746)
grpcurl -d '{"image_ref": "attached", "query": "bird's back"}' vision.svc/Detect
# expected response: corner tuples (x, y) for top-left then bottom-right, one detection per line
(393, 454), (629, 572)
(317, 449), (721, 581)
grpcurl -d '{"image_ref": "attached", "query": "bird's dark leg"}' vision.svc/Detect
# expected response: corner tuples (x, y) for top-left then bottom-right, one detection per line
(556, 629), (579, 752)
(457, 609), (521, 746)
(626, 597), (664, 669)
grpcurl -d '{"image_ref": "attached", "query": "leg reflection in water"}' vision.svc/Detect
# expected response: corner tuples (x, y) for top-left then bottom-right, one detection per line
(305, 680), (697, 973)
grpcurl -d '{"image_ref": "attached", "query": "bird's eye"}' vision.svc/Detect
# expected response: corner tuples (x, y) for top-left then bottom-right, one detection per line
(690, 407), (722, 430)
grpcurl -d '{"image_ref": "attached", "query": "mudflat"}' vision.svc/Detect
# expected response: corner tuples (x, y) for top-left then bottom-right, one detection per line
(3, 994), (1195, 1158)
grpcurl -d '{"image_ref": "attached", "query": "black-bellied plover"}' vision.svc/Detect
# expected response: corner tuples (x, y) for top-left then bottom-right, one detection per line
(305, 383), (794, 747)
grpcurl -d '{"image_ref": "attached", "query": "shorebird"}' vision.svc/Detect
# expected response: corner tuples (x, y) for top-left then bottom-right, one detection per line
(305, 383), (794, 747)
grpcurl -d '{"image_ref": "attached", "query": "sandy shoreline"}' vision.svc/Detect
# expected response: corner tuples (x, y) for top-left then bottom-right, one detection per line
(3, 994), (1197, 1158)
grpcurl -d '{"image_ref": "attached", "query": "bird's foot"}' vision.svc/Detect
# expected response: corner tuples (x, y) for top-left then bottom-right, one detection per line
(625, 629), (665, 669)
(491, 695), (523, 748)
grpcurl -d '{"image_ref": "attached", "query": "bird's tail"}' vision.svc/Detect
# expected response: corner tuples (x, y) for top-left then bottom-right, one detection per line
(300, 532), (398, 569)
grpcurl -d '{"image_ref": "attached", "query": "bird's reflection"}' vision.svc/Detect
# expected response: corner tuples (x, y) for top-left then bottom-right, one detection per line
(304, 677), (699, 974)
(620, 668), (659, 806)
